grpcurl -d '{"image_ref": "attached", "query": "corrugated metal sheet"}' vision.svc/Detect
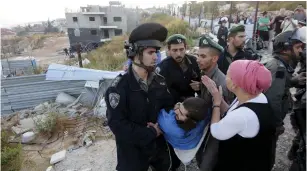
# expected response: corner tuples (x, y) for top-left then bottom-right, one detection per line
(1, 74), (86, 115)
(1, 59), (36, 76)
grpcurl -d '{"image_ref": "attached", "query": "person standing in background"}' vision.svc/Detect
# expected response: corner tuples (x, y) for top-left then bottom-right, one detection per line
(258, 11), (270, 49)
(270, 8), (287, 36)
(281, 11), (298, 32)
(217, 17), (229, 48)
(293, 4), (306, 22)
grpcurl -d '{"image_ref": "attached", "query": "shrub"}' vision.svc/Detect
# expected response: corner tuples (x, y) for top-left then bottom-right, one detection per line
(34, 111), (58, 135)
(84, 35), (128, 71)
(1, 131), (22, 171)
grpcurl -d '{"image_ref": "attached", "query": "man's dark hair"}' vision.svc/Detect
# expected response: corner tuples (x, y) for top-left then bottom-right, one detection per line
(177, 97), (209, 131)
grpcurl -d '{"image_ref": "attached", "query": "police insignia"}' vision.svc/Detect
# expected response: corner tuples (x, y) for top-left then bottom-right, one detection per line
(155, 67), (161, 73)
(109, 93), (120, 109)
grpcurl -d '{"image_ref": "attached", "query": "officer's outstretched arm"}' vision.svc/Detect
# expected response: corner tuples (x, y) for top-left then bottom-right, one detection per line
(265, 68), (287, 127)
(105, 88), (157, 146)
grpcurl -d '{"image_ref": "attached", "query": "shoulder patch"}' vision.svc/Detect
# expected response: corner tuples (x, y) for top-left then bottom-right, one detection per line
(109, 93), (120, 109)
(155, 67), (161, 74)
(276, 70), (285, 79)
(110, 74), (122, 87)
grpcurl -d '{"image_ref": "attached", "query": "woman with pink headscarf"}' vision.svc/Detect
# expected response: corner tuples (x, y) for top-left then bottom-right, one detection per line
(201, 60), (276, 171)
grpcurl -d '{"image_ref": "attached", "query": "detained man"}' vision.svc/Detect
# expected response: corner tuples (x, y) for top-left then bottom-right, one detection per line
(157, 97), (210, 167)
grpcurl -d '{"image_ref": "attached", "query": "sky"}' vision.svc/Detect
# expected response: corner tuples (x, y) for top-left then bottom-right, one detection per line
(0, 0), (189, 28)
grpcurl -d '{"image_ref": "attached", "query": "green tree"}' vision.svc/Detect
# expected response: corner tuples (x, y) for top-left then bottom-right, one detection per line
(44, 19), (59, 34)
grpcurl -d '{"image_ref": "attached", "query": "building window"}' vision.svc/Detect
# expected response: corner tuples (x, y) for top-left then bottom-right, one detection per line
(113, 17), (122, 22)
(103, 17), (108, 23)
(104, 30), (109, 38)
(89, 17), (95, 21)
(73, 17), (78, 22)
(115, 29), (122, 36)
(90, 30), (97, 35)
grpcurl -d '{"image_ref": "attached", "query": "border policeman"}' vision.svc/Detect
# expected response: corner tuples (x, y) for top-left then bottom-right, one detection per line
(156, 34), (201, 104)
(197, 35), (232, 104)
(261, 28), (305, 169)
(218, 25), (258, 74)
(195, 35), (232, 170)
(105, 23), (174, 171)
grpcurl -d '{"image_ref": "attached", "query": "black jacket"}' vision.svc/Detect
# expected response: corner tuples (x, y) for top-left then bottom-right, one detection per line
(217, 26), (228, 48)
(218, 48), (256, 75)
(157, 54), (201, 103)
(105, 67), (174, 171)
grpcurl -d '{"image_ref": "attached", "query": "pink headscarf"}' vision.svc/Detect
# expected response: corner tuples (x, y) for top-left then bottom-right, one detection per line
(228, 60), (272, 95)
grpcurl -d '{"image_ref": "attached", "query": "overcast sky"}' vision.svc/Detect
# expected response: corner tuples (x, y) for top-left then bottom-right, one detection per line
(0, 0), (190, 28)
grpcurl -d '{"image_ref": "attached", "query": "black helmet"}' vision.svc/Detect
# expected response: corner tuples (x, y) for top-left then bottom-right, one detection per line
(125, 23), (168, 58)
(124, 23), (168, 72)
(273, 29), (304, 53)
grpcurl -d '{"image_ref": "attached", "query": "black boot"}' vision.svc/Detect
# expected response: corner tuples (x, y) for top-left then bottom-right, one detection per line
(288, 143), (299, 160)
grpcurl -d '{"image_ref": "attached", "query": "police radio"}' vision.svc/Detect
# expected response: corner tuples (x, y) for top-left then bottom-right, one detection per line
(124, 40), (137, 58)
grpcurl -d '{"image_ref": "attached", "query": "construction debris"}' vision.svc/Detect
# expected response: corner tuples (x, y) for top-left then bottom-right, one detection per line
(21, 131), (36, 143)
(46, 166), (55, 171)
(82, 130), (96, 147)
(93, 98), (107, 117)
(55, 92), (77, 105)
(50, 150), (67, 164)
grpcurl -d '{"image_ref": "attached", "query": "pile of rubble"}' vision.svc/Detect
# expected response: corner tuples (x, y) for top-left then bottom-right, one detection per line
(1, 92), (112, 171)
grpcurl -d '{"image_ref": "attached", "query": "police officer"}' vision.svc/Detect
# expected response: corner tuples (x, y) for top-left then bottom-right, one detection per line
(156, 34), (201, 103)
(217, 17), (228, 48)
(288, 27), (306, 163)
(195, 35), (232, 170)
(218, 25), (259, 74)
(197, 35), (232, 104)
(105, 23), (174, 171)
(261, 28), (305, 169)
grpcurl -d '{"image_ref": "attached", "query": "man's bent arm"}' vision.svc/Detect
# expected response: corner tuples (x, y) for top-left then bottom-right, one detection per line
(105, 88), (157, 146)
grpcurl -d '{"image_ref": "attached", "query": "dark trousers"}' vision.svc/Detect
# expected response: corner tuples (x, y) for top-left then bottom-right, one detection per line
(168, 143), (181, 171)
(146, 146), (172, 171)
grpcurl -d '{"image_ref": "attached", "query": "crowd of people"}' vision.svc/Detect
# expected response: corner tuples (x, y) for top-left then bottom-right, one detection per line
(104, 5), (306, 171)
(217, 5), (306, 50)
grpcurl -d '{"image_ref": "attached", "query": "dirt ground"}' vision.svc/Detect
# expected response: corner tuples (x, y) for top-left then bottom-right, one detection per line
(9, 36), (71, 68)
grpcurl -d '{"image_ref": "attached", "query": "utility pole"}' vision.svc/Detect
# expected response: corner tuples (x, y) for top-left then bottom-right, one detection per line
(198, 4), (203, 27)
(253, 1), (259, 37)
(229, 1), (233, 28)
(76, 43), (83, 68)
(189, 2), (191, 25)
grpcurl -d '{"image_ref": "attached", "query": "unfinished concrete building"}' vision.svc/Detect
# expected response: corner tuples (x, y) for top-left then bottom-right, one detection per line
(65, 1), (140, 46)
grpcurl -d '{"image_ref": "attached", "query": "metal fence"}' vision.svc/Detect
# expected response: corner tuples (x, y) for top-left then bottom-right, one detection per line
(1, 59), (36, 76)
(1, 74), (86, 115)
